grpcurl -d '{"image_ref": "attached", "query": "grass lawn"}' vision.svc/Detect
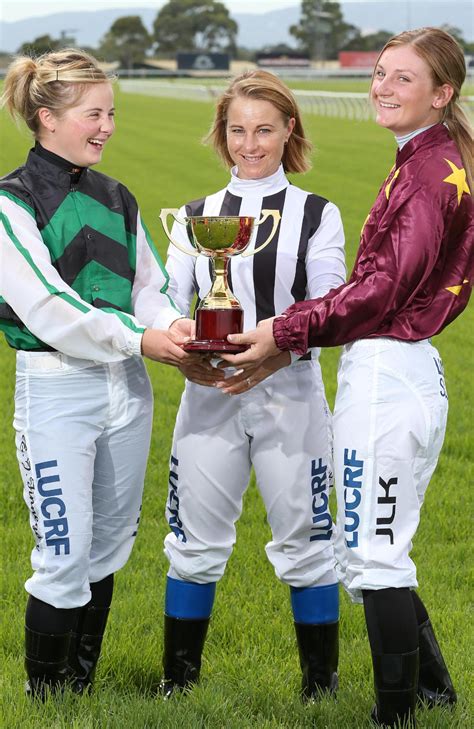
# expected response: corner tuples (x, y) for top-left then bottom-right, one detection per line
(0, 88), (472, 728)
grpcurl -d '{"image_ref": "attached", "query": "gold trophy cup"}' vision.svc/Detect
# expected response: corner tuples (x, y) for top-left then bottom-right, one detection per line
(160, 209), (281, 352)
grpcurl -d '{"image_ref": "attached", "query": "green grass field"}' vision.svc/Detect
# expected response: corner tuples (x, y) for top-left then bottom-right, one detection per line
(0, 86), (472, 728)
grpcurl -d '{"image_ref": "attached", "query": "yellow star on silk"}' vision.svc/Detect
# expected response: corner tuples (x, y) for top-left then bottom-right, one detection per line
(443, 159), (470, 205)
(445, 279), (469, 296)
(385, 168), (400, 199)
(360, 213), (370, 237)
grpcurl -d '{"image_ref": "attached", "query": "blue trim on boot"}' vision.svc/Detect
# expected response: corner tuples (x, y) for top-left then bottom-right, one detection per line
(165, 577), (216, 620)
(290, 583), (339, 624)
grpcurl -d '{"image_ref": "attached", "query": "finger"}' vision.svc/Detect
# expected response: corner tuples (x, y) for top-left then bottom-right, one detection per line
(219, 370), (254, 385)
(227, 332), (253, 345)
(169, 344), (197, 362)
(191, 374), (225, 384)
(183, 352), (205, 363)
(217, 374), (257, 395)
(219, 352), (257, 367)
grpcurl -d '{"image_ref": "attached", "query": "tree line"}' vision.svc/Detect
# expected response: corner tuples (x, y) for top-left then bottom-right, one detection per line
(13, 0), (474, 69)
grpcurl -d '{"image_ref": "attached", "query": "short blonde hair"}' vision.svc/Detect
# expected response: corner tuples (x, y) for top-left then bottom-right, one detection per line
(206, 70), (312, 174)
(1, 48), (114, 137)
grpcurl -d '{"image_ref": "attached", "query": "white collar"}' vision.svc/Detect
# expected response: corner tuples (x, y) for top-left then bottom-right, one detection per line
(395, 124), (436, 149)
(227, 164), (289, 195)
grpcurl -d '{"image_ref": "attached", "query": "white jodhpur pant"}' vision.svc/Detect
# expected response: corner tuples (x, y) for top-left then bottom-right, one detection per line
(333, 338), (449, 602)
(164, 359), (337, 588)
(14, 351), (153, 609)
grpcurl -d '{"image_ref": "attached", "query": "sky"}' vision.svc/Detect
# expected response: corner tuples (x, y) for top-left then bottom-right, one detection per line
(2, 0), (295, 22)
(1, 0), (458, 23)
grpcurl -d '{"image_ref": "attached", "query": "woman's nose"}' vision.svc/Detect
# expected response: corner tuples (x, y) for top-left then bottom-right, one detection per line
(241, 133), (257, 151)
(377, 76), (392, 94)
(101, 116), (115, 134)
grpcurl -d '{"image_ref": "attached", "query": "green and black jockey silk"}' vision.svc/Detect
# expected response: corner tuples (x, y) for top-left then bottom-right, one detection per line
(0, 145), (140, 349)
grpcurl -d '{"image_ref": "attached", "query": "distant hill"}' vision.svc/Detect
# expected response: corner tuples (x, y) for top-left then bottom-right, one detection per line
(0, 2), (472, 54)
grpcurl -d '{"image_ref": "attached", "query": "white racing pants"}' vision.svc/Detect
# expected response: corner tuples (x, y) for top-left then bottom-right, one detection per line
(14, 351), (153, 609)
(164, 359), (337, 588)
(333, 338), (449, 602)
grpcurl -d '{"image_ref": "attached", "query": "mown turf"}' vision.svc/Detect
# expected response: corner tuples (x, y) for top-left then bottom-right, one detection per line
(0, 86), (472, 728)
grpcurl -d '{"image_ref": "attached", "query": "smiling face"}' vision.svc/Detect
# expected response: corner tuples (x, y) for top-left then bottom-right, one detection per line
(371, 45), (453, 136)
(226, 97), (295, 180)
(38, 82), (115, 167)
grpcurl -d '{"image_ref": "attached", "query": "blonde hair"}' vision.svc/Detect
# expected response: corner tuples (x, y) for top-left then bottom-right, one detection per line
(206, 70), (312, 174)
(1, 48), (114, 137)
(372, 27), (473, 192)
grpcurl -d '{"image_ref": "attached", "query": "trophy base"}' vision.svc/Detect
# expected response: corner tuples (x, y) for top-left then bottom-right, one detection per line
(183, 339), (247, 353)
(187, 308), (246, 352)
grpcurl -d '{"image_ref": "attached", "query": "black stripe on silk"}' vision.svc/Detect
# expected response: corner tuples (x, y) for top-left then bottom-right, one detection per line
(92, 298), (123, 311)
(0, 302), (21, 323)
(80, 175), (139, 236)
(219, 191), (242, 217)
(218, 191), (242, 294)
(54, 226), (134, 286)
(290, 194), (328, 303)
(28, 179), (69, 231)
(185, 198), (206, 311)
(185, 198), (206, 216)
(253, 188), (286, 323)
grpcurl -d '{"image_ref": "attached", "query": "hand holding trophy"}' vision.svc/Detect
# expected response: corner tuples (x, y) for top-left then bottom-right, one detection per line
(160, 209), (281, 352)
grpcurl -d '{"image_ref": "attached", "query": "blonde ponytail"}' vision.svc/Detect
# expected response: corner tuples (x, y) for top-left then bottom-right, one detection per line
(1, 48), (113, 137)
(445, 100), (473, 193)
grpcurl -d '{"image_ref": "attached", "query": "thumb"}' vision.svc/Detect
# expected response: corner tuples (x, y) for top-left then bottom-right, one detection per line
(227, 332), (249, 344)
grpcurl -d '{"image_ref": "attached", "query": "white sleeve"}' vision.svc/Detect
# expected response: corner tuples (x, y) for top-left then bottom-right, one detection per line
(161, 205), (197, 317)
(0, 196), (143, 362)
(306, 202), (346, 299)
(289, 202), (346, 364)
(132, 210), (183, 329)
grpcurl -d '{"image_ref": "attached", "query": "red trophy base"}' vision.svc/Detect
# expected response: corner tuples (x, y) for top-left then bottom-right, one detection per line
(183, 308), (247, 353)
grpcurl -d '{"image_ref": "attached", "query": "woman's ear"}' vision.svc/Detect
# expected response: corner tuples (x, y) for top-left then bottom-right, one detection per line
(433, 84), (454, 110)
(286, 117), (296, 142)
(38, 107), (56, 133)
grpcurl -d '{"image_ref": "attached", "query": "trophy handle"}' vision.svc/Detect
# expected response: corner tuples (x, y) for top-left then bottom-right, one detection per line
(159, 208), (199, 258)
(241, 209), (281, 257)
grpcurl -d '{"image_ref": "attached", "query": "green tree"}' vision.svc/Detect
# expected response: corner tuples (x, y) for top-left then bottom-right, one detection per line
(342, 30), (394, 53)
(153, 0), (237, 57)
(17, 35), (62, 56)
(290, 1), (358, 61)
(98, 15), (152, 69)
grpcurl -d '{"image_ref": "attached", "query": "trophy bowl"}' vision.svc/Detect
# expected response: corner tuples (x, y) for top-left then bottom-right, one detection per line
(160, 209), (281, 353)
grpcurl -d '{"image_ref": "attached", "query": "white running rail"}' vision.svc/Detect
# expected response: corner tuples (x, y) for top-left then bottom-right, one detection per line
(119, 79), (474, 121)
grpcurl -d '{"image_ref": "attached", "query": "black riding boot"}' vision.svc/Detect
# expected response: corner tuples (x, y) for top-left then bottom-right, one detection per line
(68, 605), (110, 693)
(158, 614), (210, 698)
(371, 649), (419, 727)
(417, 619), (457, 707)
(25, 627), (73, 700)
(24, 596), (79, 700)
(294, 621), (339, 701)
(68, 574), (113, 693)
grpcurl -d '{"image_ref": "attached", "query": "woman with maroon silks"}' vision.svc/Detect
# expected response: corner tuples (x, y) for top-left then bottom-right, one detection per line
(221, 28), (472, 727)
